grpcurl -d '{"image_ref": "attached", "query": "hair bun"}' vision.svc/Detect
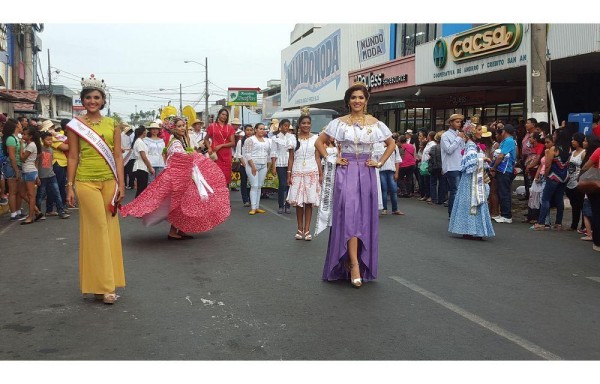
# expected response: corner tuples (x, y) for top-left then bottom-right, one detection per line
(300, 106), (310, 117)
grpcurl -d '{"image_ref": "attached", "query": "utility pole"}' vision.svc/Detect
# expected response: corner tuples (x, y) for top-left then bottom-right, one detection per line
(47, 49), (53, 118)
(180, 83), (183, 116)
(529, 24), (548, 125)
(205, 57), (209, 127)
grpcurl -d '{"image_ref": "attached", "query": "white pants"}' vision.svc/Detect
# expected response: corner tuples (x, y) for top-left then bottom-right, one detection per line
(246, 163), (267, 209)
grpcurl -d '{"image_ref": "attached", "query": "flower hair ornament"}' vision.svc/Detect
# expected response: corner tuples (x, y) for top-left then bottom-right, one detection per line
(81, 74), (107, 95)
(300, 106), (311, 117)
(462, 120), (477, 137)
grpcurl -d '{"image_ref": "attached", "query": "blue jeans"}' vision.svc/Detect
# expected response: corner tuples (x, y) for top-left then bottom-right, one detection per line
(47, 163), (67, 213)
(36, 176), (66, 214)
(495, 171), (515, 218)
(276, 166), (290, 209)
(379, 170), (398, 211)
(444, 170), (461, 216)
(148, 166), (164, 183)
(538, 178), (566, 225)
(429, 169), (447, 204)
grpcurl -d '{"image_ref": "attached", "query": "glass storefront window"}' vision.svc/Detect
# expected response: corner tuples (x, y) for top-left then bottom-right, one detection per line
(388, 109), (397, 132)
(511, 103), (524, 122)
(404, 24), (416, 55)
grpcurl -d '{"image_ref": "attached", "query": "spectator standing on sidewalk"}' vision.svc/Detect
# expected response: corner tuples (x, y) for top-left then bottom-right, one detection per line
(45, 119), (70, 216)
(441, 114), (466, 217)
(35, 132), (69, 219)
(520, 118), (537, 200)
(565, 132), (586, 231)
(490, 124), (517, 223)
(2, 118), (25, 220)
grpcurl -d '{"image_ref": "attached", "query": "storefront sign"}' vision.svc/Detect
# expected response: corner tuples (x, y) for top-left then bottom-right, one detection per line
(284, 29), (341, 103)
(354, 72), (408, 90)
(357, 30), (386, 63)
(228, 88), (260, 106)
(450, 24), (522, 63)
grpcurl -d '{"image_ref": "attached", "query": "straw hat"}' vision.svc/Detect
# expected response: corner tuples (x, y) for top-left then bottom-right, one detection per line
(480, 125), (492, 137)
(447, 114), (465, 124)
(39, 119), (55, 132)
(121, 123), (132, 134)
(147, 122), (161, 130)
(231, 118), (241, 125)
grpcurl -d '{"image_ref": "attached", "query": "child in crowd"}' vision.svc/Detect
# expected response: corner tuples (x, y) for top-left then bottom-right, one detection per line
(35, 132), (70, 220)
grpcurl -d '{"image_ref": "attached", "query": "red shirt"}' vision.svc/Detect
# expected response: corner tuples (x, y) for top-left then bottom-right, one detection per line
(590, 147), (600, 168)
(207, 123), (235, 160)
(593, 124), (600, 138)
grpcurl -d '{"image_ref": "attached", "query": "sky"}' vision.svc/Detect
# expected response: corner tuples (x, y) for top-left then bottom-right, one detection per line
(37, 23), (293, 119)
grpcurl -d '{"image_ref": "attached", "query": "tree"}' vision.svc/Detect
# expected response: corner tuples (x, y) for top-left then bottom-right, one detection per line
(112, 113), (123, 124)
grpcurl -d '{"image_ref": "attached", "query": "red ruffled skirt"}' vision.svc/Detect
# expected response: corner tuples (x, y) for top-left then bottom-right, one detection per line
(120, 152), (230, 233)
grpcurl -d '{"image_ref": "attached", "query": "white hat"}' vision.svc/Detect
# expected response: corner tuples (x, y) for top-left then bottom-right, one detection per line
(235, 128), (245, 137)
(39, 119), (55, 132)
(147, 122), (161, 130)
(231, 117), (242, 125)
(405, 129), (413, 134)
(121, 123), (132, 133)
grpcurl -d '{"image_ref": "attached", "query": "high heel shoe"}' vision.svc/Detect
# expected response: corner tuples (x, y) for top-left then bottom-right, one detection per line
(348, 263), (362, 288)
(295, 230), (303, 240)
(303, 231), (312, 241)
(103, 293), (117, 304)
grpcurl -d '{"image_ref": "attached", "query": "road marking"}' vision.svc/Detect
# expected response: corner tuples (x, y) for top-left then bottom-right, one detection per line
(389, 276), (562, 360)
(586, 277), (600, 283)
(261, 205), (291, 221)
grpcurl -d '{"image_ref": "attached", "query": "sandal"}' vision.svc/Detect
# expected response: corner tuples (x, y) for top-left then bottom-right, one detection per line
(392, 211), (405, 215)
(529, 224), (546, 231)
(295, 230), (303, 240)
(581, 236), (593, 241)
(348, 263), (362, 288)
(303, 231), (312, 241)
(102, 293), (117, 305)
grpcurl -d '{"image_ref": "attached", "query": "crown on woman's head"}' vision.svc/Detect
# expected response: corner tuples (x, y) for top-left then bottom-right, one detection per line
(471, 114), (480, 125)
(300, 106), (310, 116)
(81, 74), (106, 92)
(353, 80), (368, 88)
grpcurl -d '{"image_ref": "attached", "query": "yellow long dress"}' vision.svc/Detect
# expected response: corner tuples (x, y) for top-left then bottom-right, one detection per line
(75, 117), (125, 294)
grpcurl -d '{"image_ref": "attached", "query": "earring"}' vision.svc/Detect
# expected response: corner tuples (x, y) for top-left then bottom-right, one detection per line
(363, 104), (368, 114)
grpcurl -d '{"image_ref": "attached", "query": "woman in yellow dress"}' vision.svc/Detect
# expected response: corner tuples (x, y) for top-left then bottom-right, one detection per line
(66, 75), (126, 304)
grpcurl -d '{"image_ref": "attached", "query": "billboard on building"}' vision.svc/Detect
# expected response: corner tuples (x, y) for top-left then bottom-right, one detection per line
(415, 24), (529, 85)
(281, 24), (390, 109)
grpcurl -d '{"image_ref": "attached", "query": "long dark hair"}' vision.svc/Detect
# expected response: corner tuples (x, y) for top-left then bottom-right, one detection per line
(23, 126), (41, 155)
(132, 126), (146, 149)
(241, 124), (252, 148)
(583, 134), (600, 164)
(2, 118), (18, 155)
(216, 108), (229, 124)
(553, 129), (570, 162)
(172, 117), (189, 148)
(295, 115), (311, 151)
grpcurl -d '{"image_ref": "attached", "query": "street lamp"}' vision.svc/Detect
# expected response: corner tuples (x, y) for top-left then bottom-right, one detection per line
(184, 58), (209, 127)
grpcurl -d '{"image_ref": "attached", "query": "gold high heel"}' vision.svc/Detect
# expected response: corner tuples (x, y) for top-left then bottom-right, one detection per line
(348, 263), (362, 288)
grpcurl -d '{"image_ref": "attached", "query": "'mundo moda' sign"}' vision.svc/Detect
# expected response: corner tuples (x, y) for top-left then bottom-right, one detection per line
(357, 30), (386, 63)
(450, 24), (522, 63)
(284, 29), (341, 102)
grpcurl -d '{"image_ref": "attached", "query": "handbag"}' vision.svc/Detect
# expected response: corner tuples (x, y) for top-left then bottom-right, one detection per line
(577, 167), (600, 194)
(231, 160), (241, 172)
(418, 160), (429, 175)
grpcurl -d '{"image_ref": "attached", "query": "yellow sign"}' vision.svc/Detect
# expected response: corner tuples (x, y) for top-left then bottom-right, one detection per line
(450, 24), (522, 63)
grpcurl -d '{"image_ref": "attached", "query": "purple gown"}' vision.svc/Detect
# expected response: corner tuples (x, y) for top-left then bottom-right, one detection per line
(321, 119), (392, 282)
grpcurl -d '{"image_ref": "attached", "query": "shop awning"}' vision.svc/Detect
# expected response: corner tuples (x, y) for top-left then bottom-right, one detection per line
(0, 89), (39, 112)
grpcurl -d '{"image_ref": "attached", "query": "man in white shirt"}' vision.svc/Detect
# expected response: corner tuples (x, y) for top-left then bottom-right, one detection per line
(441, 114), (466, 217)
(270, 118), (296, 213)
(120, 123), (136, 189)
(188, 120), (206, 153)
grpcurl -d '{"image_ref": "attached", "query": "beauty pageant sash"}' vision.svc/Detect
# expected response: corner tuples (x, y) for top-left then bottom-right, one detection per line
(314, 153), (337, 237)
(67, 117), (120, 214)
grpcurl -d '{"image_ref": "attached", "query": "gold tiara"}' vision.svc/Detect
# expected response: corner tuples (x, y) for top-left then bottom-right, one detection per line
(81, 74), (106, 92)
(353, 80), (368, 88)
(300, 106), (310, 116)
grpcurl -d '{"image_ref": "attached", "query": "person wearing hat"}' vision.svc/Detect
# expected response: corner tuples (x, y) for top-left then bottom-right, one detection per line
(268, 118), (279, 138)
(189, 120), (206, 154)
(448, 121), (495, 240)
(441, 113), (466, 217)
(490, 123), (517, 223)
(38, 119), (55, 132)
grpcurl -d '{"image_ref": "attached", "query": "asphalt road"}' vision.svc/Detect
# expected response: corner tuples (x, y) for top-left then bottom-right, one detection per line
(1, 189), (600, 362)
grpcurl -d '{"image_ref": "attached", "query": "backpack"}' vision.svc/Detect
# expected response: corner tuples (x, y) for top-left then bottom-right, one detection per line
(428, 144), (442, 172)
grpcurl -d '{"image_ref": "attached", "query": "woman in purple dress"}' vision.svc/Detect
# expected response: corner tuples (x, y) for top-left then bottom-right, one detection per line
(314, 83), (396, 288)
